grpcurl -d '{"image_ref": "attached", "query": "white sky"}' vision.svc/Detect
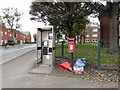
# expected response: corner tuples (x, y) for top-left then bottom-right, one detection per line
(0, 0), (99, 41)
(0, 0), (45, 42)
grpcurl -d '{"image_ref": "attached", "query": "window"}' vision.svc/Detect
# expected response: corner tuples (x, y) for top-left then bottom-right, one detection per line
(92, 29), (98, 32)
(16, 34), (17, 38)
(5, 40), (7, 43)
(15, 34), (16, 37)
(8, 29), (11, 32)
(5, 32), (7, 35)
(0, 31), (3, 36)
(9, 34), (12, 37)
(86, 35), (90, 37)
(92, 34), (98, 37)
(85, 39), (90, 42)
(92, 39), (98, 42)
(0, 40), (2, 45)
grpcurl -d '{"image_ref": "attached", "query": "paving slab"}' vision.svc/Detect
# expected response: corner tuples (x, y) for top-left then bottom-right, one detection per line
(30, 64), (53, 74)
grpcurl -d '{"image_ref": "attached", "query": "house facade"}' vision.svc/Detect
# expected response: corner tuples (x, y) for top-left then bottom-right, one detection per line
(21, 31), (31, 43)
(0, 23), (8, 46)
(0, 16), (2, 45)
(82, 22), (100, 44)
(0, 23), (31, 46)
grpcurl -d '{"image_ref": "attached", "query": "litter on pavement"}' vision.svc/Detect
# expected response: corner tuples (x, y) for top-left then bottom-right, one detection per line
(73, 58), (86, 74)
(59, 61), (72, 71)
(59, 58), (86, 74)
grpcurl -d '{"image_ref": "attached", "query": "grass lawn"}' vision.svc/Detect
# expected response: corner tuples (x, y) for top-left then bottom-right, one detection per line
(55, 43), (119, 67)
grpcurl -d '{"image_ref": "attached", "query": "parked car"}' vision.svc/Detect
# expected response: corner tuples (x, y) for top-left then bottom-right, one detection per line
(58, 39), (68, 43)
(6, 40), (15, 46)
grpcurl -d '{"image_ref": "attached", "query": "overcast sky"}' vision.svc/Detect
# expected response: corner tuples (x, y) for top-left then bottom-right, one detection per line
(0, 0), (45, 41)
(0, 0), (99, 41)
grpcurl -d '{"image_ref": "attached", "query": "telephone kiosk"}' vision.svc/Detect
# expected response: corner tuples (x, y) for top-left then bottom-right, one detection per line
(37, 25), (55, 68)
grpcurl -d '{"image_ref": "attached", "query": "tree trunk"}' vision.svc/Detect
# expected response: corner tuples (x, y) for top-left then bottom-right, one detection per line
(109, 3), (118, 49)
(68, 25), (74, 38)
(109, 15), (118, 48)
(69, 30), (74, 38)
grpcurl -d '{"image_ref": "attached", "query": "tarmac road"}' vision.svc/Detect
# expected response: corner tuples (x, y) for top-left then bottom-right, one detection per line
(0, 44), (36, 64)
(1, 49), (119, 88)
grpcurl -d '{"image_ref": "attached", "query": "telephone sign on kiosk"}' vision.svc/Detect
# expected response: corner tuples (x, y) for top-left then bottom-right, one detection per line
(68, 38), (75, 52)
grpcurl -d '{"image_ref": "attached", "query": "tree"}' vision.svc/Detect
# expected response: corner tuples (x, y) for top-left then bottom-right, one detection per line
(92, 2), (120, 48)
(2, 7), (23, 30)
(29, 2), (97, 38)
(107, 2), (119, 48)
(33, 33), (37, 43)
(2, 7), (23, 43)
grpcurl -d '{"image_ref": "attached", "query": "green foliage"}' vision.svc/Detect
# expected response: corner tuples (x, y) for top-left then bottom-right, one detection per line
(29, 2), (101, 37)
(74, 16), (89, 35)
(56, 32), (62, 39)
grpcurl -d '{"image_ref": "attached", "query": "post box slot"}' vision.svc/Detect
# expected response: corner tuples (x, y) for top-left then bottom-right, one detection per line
(68, 38), (75, 52)
(68, 40), (74, 42)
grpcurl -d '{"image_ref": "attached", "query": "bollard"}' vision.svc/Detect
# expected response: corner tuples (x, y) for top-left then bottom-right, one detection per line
(71, 52), (74, 70)
(97, 41), (101, 71)
(61, 41), (64, 59)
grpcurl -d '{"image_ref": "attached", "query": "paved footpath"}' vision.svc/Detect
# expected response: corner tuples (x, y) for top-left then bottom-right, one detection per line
(1, 50), (119, 88)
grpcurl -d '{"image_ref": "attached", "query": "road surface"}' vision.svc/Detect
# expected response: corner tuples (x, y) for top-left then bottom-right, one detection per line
(0, 44), (36, 64)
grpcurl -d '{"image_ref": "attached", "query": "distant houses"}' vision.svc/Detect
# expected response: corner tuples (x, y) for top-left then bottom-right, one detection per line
(0, 23), (31, 46)
(75, 21), (100, 44)
(21, 31), (31, 43)
(84, 22), (100, 44)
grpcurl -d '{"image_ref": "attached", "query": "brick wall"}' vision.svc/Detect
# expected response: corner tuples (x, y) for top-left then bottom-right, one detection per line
(26, 32), (31, 42)
(1, 23), (31, 46)
(1, 23), (8, 45)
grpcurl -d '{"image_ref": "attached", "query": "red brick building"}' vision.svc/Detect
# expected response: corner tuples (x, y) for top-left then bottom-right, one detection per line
(0, 23), (31, 46)
(21, 31), (31, 43)
(0, 23), (8, 46)
(79, 22), (100, 44)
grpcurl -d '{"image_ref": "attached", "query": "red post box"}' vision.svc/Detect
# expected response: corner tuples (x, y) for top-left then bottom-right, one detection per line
(68, 38), (75, 52)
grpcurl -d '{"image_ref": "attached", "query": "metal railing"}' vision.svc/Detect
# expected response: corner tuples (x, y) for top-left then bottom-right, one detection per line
(55, 41), (119, 71)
